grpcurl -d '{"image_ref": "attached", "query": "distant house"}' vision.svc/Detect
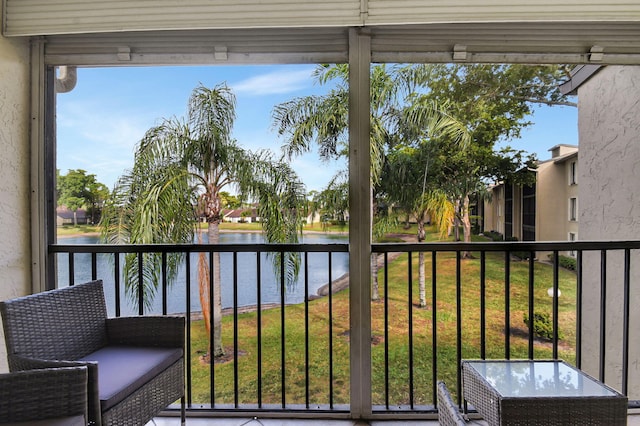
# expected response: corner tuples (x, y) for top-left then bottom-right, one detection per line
(483, 144), (579, 258)
(223, 208), (260, 223)
(305, 211), (322, 225)
(56, 206), (88, 226)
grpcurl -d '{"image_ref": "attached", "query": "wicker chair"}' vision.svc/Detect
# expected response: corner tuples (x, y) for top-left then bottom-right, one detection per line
(0, 280), (185, 426)
(0, 366), (88, 426)
(437, 381), (468, 426)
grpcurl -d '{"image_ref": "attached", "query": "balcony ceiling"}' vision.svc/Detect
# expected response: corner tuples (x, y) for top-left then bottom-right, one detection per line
(40, 22), (640, 66)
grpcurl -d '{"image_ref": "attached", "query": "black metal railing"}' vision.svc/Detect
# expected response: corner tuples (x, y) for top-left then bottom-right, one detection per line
(50, 239), (640, 418)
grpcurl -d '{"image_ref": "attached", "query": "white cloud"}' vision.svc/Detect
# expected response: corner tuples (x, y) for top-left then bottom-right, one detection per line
(231, 69), (313, 96)
(57, 100), (155, 188)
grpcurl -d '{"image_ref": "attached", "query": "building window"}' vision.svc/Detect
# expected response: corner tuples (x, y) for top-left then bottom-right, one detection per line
(522, 183), (536, 241)
(569, 197), (578, 221)
(568, 232), (578, 257)
(569, 161), (578, 185)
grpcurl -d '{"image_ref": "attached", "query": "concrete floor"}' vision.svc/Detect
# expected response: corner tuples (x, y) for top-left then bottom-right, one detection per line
(149, 420), (441, 426)
(149, 414), (640, 425)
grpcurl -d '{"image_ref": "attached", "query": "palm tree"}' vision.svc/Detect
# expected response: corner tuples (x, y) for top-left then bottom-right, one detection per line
(272, 64), (469, 301)
(101, 83), (305, 359)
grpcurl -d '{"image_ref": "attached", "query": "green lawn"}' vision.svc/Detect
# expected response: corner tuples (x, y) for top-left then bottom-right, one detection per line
(187, 227), (577, 407)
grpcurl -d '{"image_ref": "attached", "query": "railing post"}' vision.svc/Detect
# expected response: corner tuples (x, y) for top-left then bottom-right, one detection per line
(348, 26), (372, 420)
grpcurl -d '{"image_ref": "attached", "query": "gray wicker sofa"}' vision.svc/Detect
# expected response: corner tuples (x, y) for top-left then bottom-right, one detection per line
(0, 366), (88, 426)
(0, 280), (185, 426)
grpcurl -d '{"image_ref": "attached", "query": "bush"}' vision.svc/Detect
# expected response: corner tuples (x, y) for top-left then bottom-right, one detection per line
(484, 231), (503, 241)
(547, 253), (577, 271)
(523, 311), (563, 340)
(504, 236), (532, 260)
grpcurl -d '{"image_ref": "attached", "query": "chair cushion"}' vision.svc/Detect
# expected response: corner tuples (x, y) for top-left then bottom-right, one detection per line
(78, 345), (183, 411)
(3, 415), (85, 426)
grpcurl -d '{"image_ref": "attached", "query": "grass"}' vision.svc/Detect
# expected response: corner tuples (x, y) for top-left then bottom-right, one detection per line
(187, 226), (578, 407)
(303, 222), (349, 233)
(56, 221), (348, 237)
(56, 224), (100, 236)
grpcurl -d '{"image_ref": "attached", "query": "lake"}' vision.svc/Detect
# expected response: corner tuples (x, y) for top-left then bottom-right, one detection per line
(57, 232), (349, 317)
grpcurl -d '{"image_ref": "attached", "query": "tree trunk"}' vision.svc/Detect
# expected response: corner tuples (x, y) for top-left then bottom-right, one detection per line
(418, 251), (426, 307)
(461, 194), (473, 259)
(417, 221), (426, 308)
(202, 220), (224, 358)
(370, 186), (379, 301)
(371, 253), (379, 301)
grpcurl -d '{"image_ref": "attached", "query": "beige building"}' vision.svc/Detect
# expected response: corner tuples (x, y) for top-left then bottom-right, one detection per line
(484, 144), (579, 257)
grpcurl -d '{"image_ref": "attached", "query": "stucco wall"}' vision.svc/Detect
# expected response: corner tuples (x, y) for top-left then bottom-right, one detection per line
(0, 28), (31, 372)
(578, 65), (640, 397)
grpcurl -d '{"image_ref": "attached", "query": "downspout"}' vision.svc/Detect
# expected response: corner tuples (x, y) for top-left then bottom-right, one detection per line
(55, 66), (77, 93)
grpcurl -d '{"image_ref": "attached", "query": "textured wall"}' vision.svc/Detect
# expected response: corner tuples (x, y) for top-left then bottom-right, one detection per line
(0, 30), (31, 372)
(579, 66), (640, 397)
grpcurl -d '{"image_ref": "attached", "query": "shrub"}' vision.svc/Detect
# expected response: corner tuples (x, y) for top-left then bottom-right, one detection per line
(504, 236), (532, 260)
(523, 311), (563, 340)
(547, 253), (577, 271)
(484, 231), (503, 241)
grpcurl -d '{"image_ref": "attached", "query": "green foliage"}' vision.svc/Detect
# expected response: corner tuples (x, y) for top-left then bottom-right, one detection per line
(219, 191), (241, 209)
(523, 311), (563, 341)
(313, 175), (349, 229)
(484, 231), (504, 241)
(420, 64), (572, 244)
(547, 253), (578, 271)
(57, 169), (109, 224)
(101, 83), (306, 358)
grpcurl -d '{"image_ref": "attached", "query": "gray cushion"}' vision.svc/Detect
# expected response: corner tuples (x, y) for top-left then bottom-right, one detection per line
(3, 415), (85, 426)
(78, 345), (183, 411)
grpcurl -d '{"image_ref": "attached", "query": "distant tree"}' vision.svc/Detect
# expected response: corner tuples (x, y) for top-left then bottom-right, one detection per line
(57, 169), (109, 225)
(380, 143), (455, 307)
(316, 175), (349, 229)
(220, 191), (242, 209)
(305, 190), (320, 225)
(421, 64), (574, 252)
(86, 181), (110, 224)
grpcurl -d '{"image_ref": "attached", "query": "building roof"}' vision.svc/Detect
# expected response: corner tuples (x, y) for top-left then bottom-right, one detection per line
(225, 208), (257, 218)
(559, 64), (603, 95)
(56, 206), (87, 219)
(553, 151), (578, 164)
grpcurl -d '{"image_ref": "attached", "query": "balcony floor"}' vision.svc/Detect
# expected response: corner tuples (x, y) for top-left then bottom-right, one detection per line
(150, 413), (640, 425)
(150, 419), (447, 425)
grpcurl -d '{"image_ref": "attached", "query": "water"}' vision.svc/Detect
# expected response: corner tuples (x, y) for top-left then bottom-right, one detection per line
(57, 232), (349, 317)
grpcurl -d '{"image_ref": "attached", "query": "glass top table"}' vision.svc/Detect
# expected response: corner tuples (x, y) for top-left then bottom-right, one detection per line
(461, 360), (627, 426)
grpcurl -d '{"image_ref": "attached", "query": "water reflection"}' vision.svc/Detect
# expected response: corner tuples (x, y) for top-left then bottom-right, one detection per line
(470, 361), (617, 397)
(57, 232), (348, 317)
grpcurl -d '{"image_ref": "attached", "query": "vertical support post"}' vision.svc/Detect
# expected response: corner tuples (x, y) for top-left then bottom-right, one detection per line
(348, 27), (372, 420)
(30, 38), (56, 293)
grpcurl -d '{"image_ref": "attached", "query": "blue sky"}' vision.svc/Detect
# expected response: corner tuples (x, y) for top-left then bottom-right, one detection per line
(56, 65), (578, 193)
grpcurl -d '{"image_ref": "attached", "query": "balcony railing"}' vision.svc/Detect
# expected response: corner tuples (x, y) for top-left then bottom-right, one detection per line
(50, 239), (640, 419)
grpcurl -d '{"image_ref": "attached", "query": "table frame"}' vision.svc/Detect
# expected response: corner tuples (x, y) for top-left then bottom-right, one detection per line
(461, 360), (628, 426)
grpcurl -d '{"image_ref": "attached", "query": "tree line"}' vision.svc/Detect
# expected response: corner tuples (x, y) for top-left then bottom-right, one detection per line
(57, 169), (110, 225)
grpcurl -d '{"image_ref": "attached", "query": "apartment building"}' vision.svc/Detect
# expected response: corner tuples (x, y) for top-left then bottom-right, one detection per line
(484, 144), (579, 256)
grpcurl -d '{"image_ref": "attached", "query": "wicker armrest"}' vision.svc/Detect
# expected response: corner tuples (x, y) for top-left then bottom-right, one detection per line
(9, 355), (101, 424)
(106, 315), (185, 348)
(437, 381), (467, 426)
(0, 366), (88, 423)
